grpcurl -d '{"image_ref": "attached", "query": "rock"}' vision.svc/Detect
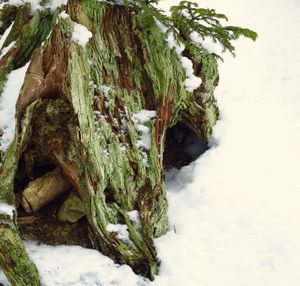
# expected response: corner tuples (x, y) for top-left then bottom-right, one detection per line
(57, 191), (85, 223)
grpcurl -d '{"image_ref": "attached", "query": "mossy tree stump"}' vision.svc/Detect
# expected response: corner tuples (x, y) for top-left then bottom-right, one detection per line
(0, 0), (219, 284)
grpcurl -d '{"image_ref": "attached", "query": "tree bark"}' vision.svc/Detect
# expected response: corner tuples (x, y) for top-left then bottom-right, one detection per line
(0, 103), (40, 286)
(0, 0), (219, 283)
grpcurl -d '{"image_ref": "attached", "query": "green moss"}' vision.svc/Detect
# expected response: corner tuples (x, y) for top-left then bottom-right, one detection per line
(60, 1), (218, 277)
(0, 4), (17, 35)
(0, 0), (219, 280)
(0, 223), (39, 286)
(0, 63), (12, 100)
(0, 100), (40, 285)
(58, 191), (85, 223)
(185, 42), (219, 138)
(3, 3), (31, 47)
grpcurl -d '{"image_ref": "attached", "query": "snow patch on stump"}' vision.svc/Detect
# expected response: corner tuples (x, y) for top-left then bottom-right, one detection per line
(132, 110), (156, 151)
(0, 203), (15, 218)
(0, 62), (30, 152)
(71, 23), (92, 48)
(0, 22), (14, 50)
(0, 41), (16, 60)
(155, 20), (202, 92)
(59, 11), (70, 19)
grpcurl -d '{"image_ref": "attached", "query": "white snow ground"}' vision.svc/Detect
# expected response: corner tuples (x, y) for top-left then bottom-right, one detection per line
(1, 0), (300, 285)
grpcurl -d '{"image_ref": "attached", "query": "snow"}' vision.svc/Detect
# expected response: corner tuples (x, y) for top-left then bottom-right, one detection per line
(132, 110), (156, 151)
(180, 56), (202, 92)
(0, 273), (9, 286)
(71, 23), (93, 48)
(59, 11), (69, 19)
(18, 241), (147, 286)
(1, 0), (300, 285)
(135, 124), (151, 150)
(0, 41), (16, 60)
(0, 22), (14, 51)
(154, 1), (300, 286)
(0, 62), (30, 152)
(155, 20), (202, 92)
(132, 110), (156, 124)
(8, 0), (68, 14)
(101, 85), (111, 98)
(107, 223), (132, 245)
(0, 203), (15, 218)
(101, 85), (112, 109)
(190, 31), (223, 55)
(128, 210), (141, 228)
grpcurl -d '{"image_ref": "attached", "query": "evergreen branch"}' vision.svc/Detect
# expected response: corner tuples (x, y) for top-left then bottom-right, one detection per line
(170, 1), (257, 56)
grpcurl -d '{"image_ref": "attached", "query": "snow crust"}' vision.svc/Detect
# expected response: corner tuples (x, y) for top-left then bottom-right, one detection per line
(71, 23), (92, 48)
(0, 62), (30, 152)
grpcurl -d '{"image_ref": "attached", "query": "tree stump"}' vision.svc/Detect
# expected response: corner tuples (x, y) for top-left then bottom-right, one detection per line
(0, 0), (219, 284)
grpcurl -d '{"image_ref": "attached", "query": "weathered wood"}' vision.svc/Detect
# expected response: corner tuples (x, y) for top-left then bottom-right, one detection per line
(0, 216), (39, 286)
(17, 215), (39, 224)
(0, 103), (40, 286)
(21, 169), (71, 213)
(0, 0), (219, 283)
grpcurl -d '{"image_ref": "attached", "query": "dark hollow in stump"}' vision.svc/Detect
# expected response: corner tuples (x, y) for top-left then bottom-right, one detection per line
(163, 122), (209, 170)
(0, 0), (219, 284)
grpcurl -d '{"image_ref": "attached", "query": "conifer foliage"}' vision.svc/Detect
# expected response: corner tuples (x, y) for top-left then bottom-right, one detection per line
(170, 1), (257, 56)
(126, 0), (257, 58)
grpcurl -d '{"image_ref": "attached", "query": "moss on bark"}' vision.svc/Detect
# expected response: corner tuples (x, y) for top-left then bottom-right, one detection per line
(0, 0), (219, 283)
(0, 101), (39, 286)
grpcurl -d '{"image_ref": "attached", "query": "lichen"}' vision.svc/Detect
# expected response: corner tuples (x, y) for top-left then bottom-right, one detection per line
(0, 0), (219, 282)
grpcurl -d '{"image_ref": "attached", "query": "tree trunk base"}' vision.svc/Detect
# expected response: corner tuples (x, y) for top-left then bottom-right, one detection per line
(0, 0), (219, 283)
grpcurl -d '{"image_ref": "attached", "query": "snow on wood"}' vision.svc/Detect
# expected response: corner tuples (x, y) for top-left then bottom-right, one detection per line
(127, 210), (141, 228)
(0, 22), (14, 50)
(71, 23), (93, 48)
(0, 203), (14, 218)
(190, 31), (223, 55)
(0, 62), (30, 152)
(106, 223), (132, 244)
(132, 110), (156, 124)
(59, 11), (70, 19)
(155, 20), (202, 92)
(0, 41), (16, 60)
(132, 110), (156, 151)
